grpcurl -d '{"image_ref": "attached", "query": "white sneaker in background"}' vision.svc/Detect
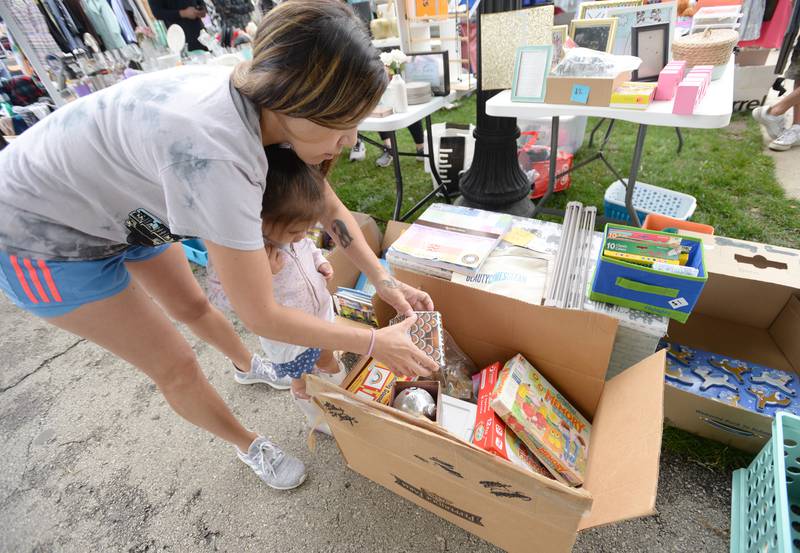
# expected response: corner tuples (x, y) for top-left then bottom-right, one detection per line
(233, 354), (292, 390)
(349, 139), (366, 162)
(769, 125), (800, 151)
(753, 106), (786, 140)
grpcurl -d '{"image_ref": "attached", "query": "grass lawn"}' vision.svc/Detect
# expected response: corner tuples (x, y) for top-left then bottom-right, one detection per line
(330, 94), (800, 472)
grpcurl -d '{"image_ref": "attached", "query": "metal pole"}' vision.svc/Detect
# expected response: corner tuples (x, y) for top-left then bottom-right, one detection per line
(625, 124), (649, 227)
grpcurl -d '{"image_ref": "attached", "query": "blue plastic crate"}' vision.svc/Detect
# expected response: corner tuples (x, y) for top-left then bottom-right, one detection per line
(604, 180), (697, 224)
(182, 239), (208, 267)
(730, 412), (800, 553)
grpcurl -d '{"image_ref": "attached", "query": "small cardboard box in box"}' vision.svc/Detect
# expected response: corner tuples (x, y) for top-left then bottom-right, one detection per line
(545, 71), (631, 107)
(663, 234), (800, 453)
(308, 266), (665, 553)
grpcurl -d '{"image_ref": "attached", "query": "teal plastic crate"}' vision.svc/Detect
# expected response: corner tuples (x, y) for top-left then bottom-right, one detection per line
(730, 412), (800, 553)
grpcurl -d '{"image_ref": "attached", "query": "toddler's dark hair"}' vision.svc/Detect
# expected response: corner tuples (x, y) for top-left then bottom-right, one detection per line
(261, 145), (326, 228)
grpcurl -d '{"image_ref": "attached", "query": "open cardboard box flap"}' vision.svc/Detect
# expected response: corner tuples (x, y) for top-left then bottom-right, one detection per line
(578, 349), (665, 529)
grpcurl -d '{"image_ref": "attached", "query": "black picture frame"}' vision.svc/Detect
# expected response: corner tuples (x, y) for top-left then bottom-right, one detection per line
(632, 23), (670, 82)
(402, 51), (450, 96)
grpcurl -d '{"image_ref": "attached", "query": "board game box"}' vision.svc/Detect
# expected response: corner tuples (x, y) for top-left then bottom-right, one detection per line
(473, 362), (553, 478)
(490, 354), (591, 486)
(660, 340), (800, 417)
(347, 359), (414, 404)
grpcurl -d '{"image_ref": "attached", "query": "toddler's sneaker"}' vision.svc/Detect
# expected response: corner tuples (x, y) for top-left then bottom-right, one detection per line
(349, 139), (366, 162)
(753, 106), (786, 140)
(236, 436), (307, 490)
(234, 354), (291, 390)
(293, 393), (332, 436)
(769, 125), (800, 151)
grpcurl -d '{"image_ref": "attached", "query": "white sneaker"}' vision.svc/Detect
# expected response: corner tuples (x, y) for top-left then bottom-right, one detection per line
(349, 139), (366, 162)
(753, 106), (786, 140)
(293, 392), (331, 436)
(769, 125), (800, 151)
(233, 355), (292, 390)
(236, 436), (307, 490)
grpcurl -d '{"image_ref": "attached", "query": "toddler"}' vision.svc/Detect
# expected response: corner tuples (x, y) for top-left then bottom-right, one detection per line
(208, 144), (343, 431)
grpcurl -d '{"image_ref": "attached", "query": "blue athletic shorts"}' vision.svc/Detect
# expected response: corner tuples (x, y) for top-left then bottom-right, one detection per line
(0, 244), (171, 318)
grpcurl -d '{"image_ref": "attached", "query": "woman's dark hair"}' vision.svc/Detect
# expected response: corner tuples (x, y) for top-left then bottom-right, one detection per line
(261, 145), (326, 229)
(232, 0), (388, 130)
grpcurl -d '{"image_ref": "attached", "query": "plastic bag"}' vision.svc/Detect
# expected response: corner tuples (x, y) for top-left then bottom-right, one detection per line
(552, 47), (642, 78)
(439, 330), (479, 401)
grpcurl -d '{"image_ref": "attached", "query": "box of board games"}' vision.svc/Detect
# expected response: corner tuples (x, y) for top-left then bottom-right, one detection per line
(490, 354), (591, 486)
(591, 223), (708, 323)
(346, 358), (414, 404)
(661, 232), (800, 453)
(307, 238), (666, 553)
(473, 363), (553, 478)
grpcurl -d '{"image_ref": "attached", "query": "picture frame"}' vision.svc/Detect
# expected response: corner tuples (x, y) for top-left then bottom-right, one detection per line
(511, 45), (553, 103)
(551, 25), (568, 70)
(578, 0), (644, 20)
(606, 3), (676, 57)
(403, 51), (450, 96)
(631, 23), (670, 81)
(570, 18), (618, 53)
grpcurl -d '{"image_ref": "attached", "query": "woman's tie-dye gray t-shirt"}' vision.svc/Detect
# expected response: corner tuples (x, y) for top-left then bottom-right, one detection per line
(0, 65), (268, 260)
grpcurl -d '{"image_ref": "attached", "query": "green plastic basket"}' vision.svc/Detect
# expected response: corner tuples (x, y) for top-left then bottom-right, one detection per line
(731, 412), (800, 553)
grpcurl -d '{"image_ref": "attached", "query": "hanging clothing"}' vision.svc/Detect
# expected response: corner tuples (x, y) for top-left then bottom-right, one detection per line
(40, 0), (86, 51)
(82, 0), (127, 50)
(740, 0), (792, 49)
(109, 0), (137, 43)
(739, 0), (767, 41)
(5, 0), (63, 67)
(148, 0), (207, 51)
(62, 0), (103, 47)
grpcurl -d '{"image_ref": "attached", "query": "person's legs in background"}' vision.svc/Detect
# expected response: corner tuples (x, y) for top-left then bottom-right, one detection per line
(753, 42), (800, 150)
(376, 121), (425, 167)
(349, 137), (366, 161)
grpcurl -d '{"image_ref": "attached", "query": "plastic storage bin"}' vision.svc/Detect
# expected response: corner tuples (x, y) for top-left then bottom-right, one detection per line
(182, 239), (208, 267)
(517, 115), (588, 155)
(730, 412), (800, 553)
(589, 224), (708, 323)
(643, 213), (715, 235)
(604, 180), (697, 224)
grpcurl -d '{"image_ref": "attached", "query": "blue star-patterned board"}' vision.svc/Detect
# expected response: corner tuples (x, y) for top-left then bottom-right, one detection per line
(659, 340), (800, 417)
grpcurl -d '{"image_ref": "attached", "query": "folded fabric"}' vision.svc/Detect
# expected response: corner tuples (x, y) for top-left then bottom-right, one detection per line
(0, 76), (47, 107)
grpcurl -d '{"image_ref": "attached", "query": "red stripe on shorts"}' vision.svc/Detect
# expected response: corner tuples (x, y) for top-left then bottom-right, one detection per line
(37, 259), (63, 303)
(23, 258), (50, 303)
(9, 255), (39, 304)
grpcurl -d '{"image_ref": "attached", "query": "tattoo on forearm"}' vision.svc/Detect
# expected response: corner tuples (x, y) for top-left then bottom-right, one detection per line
(332, 219), (353, 248)
(380, 278), (400, 289)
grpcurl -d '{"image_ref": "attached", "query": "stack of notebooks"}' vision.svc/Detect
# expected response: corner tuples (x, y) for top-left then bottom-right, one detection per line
(406, 81), (433, 105)
(387, 204), (513, 278)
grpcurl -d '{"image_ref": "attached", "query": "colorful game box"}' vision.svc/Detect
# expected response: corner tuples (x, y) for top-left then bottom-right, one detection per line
(347, 359), (414, 404)
(473, 363), (553, 479)
(490, 354), (591, 486)
(606, 228), (682, 247)
(390, 311), (445, 368)
(603, 238), (681, 266)
(660, 340), (800, 417)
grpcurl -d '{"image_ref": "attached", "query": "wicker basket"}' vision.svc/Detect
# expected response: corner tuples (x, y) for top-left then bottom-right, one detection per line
(672, 28), (739, 67)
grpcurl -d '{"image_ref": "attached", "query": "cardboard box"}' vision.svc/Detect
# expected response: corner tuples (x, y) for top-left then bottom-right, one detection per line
(735, 48), (771, 67)
(545, 71), (632, 107)
(663, 233), (800, 453)
(308, 265), (665, 553)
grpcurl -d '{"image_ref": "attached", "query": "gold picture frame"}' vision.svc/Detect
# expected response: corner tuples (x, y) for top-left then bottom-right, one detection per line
(551, 24), (568, 69)
(577, 0), (644, 20)
(569, 18), (618, 53)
